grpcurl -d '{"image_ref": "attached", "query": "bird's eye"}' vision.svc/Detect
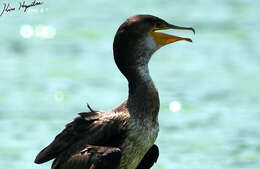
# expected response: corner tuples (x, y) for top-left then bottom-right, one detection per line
(155, 23), (162, 28)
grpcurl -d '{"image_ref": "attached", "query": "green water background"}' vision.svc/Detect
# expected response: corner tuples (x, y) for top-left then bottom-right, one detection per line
(0, 0), (259, 168)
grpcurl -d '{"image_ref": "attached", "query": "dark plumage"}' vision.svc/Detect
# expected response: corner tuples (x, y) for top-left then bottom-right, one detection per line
(136, 145), (159, 169)
(35, 14), (194, 169)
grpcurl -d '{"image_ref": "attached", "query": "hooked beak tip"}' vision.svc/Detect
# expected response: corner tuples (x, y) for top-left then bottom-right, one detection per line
(190, 27), (195, 35)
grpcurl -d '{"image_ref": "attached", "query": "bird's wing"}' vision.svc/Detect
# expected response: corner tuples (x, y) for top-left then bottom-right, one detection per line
(52, 145), (121, 169)
(136, 144), (159, 169)
(34, 110), (125, 165)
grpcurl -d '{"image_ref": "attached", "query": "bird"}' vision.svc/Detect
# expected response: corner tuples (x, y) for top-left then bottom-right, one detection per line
(34, 14), (194, 169)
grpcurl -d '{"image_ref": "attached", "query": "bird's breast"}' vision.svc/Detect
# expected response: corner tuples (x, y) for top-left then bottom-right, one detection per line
(117, 117), (159, 169)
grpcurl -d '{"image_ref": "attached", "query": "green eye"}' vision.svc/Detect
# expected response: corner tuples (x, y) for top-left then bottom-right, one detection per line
(156, 23), (162, 27)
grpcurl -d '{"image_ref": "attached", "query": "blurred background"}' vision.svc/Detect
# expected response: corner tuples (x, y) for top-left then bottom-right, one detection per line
(0, 0), (259, 169)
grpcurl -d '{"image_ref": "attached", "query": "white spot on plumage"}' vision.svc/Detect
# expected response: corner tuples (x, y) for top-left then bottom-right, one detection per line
(145, 34), (159, 51)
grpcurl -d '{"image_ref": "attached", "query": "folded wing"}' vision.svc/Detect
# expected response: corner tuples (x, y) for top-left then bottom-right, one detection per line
(52, 145), (121, 169)
(35, 110), (124, 169)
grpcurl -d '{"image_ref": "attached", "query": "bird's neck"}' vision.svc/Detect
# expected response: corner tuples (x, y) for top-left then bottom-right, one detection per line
(126, 65), (160, 119)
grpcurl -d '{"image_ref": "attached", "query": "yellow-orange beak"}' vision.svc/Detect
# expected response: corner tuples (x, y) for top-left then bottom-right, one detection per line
(151, 23), (195, 46)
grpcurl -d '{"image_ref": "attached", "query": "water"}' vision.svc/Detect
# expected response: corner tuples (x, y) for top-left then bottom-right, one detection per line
(0, 0), (259, 168)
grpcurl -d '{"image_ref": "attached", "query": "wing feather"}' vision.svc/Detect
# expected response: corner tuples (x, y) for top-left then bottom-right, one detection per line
(52, 145), (121, 169)
(35, 111), (123, 164)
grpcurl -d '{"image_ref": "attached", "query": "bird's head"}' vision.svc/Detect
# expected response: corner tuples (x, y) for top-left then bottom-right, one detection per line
(113, 15), (195, 79)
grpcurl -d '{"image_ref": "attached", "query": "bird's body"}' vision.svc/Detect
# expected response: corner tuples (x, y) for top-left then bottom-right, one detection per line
(35, 14), (194, 169)
(116, 101), (159, 169)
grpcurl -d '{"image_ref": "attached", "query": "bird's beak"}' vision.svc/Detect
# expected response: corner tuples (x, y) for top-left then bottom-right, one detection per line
(151, 23), (195, 46)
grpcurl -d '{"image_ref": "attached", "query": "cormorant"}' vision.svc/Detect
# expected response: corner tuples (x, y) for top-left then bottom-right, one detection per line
(34, 14), (194, 169)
